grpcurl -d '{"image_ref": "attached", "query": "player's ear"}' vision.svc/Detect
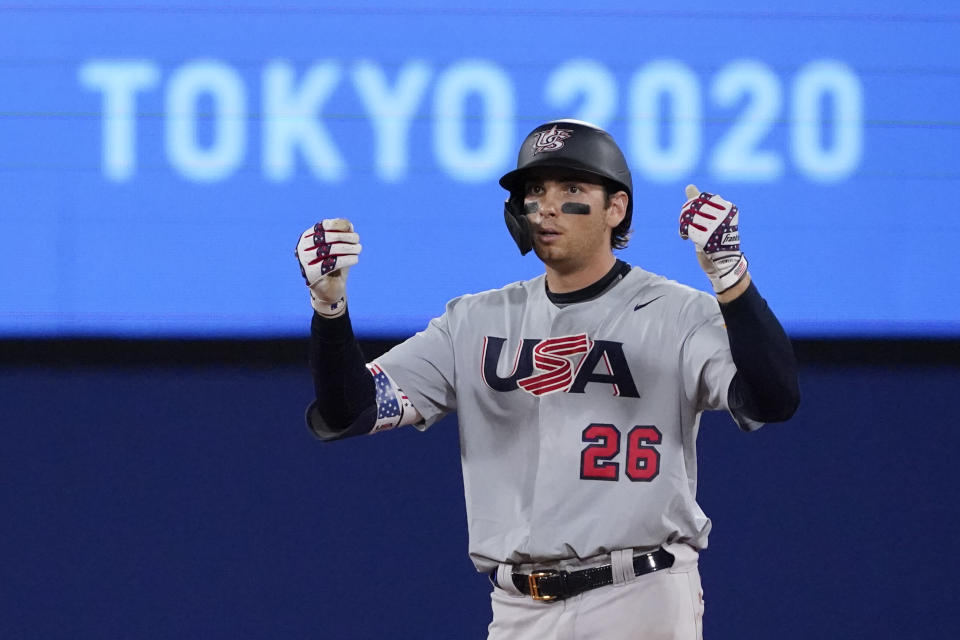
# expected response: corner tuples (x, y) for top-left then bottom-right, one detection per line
(604, 190), (628, 230)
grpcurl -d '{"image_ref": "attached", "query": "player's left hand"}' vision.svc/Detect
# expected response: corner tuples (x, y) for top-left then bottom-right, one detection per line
(679, 184), (748, 293)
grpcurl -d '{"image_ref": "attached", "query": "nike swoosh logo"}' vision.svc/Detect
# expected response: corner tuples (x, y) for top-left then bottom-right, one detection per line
(633, 295), (665, 311)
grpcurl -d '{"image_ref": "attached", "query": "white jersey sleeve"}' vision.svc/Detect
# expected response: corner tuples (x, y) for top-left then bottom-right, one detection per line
(678, 293), (763, 432)
(374, 304), (459, 429)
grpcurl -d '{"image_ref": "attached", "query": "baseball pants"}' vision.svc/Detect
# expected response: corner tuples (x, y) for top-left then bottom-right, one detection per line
(486, 547), (704, 640)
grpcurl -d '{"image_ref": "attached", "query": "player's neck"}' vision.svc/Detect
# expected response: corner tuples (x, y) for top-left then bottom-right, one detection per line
(544, 253), (618, 294)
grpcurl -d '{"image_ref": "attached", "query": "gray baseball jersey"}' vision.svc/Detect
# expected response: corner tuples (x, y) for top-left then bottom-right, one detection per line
(375, 265), (760, 574)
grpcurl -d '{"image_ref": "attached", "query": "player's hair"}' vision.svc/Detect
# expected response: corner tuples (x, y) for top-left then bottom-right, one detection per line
(604, 181), (632, 250)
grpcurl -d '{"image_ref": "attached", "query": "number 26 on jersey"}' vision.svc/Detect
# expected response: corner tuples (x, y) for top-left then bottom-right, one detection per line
(580, 424), (662, 482)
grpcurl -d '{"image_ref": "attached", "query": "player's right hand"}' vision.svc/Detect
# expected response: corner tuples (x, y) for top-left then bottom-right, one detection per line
(295, 218), (361, 318)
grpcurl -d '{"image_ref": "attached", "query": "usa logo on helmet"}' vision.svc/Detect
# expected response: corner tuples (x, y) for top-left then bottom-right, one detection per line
(532, 125), (573, 154)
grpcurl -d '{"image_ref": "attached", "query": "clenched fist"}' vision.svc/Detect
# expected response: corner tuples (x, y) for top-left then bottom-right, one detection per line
(679, 184), (748, 294)
(295, 218), (361, 317)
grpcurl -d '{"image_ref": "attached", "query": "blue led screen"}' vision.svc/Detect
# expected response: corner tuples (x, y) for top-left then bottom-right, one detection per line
(1, 2), (956, 336)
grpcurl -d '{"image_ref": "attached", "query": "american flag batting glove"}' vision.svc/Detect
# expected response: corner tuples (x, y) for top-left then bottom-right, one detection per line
(295, 218), (361, 317)
(679, 184), (748, 294)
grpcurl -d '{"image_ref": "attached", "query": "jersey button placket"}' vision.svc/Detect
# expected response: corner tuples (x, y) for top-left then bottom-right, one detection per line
(529, 310), (583, 549)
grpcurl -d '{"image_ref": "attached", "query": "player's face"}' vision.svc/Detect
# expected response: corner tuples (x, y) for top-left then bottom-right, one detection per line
(523, 171), (626, 272)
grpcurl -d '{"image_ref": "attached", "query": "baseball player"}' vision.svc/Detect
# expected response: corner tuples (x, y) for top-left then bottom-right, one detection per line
(296, 119), (800, 639)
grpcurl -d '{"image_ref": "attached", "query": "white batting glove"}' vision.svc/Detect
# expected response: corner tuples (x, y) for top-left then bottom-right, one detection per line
(678, 184), (748, 293)
(295, 218), (361, 318)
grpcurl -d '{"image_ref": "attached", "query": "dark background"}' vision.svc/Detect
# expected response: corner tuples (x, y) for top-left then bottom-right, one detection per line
(3, 338), (958, 639)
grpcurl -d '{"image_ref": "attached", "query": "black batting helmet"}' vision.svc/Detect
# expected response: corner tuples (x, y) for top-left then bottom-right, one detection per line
(499, 119), (633, 254)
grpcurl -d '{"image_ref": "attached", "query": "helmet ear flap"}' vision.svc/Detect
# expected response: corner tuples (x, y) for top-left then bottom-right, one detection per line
(503, 194), (533, 255)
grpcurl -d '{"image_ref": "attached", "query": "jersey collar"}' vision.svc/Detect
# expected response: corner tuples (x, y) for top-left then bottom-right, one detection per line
(545, 259), (631, 306)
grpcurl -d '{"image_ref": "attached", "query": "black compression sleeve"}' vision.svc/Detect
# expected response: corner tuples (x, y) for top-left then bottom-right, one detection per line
(720, 282), (801, 424)
(306, 308), (377, 439)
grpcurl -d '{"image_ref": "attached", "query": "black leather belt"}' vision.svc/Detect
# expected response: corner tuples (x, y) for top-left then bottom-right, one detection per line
(508, 549), (674, 601)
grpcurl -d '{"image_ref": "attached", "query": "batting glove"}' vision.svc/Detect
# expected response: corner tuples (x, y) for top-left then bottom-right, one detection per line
(679, 184), (748, 294)
(295, 218), (361, 318)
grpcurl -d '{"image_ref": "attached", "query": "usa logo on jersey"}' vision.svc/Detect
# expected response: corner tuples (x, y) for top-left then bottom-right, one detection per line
(481, 334), (640, 398)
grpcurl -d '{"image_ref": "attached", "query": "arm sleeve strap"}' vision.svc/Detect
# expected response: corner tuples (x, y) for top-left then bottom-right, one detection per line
(721, 281), (801, 424)
(304, 308), (377, 441)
